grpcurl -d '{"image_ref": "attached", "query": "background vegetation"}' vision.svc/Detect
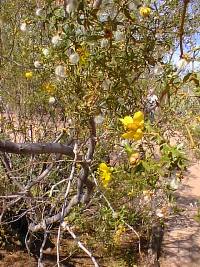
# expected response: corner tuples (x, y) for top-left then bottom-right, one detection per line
(0, 0), (200, 266)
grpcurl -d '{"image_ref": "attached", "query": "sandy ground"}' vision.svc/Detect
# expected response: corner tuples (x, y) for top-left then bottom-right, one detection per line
(160, 160), (200, 267)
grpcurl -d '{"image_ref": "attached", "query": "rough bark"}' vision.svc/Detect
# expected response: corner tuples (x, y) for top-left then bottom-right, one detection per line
(0, 140), (74, 157)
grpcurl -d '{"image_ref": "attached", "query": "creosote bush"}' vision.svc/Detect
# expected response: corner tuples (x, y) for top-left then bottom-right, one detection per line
(0, 0), (200, 266)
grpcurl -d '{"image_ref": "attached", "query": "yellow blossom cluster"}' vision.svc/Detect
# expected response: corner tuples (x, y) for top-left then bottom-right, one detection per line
(98, 162), (112, 188)
(139, 6), (151, 18)
(25, 71), (33, 79)
(120, 111), (144, 140)
(42, 82), (56, 95)
(113, 224), (126, 245)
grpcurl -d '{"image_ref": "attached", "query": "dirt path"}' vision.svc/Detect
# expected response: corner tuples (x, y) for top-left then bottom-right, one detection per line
(160, 160), (200, 267)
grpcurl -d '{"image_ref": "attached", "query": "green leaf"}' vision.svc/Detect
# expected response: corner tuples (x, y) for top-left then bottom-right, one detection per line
(183, 72), (193, 83)
(124, 143), (133, 156)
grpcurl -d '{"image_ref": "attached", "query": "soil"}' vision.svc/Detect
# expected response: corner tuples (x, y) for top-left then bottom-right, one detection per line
(160, 160), (200, 267)
(0, 229), (141, 267)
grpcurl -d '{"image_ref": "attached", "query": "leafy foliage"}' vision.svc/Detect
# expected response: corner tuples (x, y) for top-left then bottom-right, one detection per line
(0, 0), (200, 266)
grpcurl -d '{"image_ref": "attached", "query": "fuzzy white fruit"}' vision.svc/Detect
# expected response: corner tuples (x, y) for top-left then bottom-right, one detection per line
(69, 53), (80, 64)
(42, 48), (50, 57)
(98, 12), (109, 22)
(101, 39), (109, 48)
(36, 8), (43, 16)
(66, 0), (78, 14)
(94, 115), (104, 124)
(128, 2), (136, 10)
(153, 64), (163, 75)
(20, 22), (27, 32)
(51, 35), (62, 46)
(170, 177), (179, 190)
(102, 79), (112, 90)
(55, 65), (66, 78)
(34, 61), (42, 68)
(114, 31), (124, 42)
(49, 96), (56, 104)
(156, 209), (164, 218)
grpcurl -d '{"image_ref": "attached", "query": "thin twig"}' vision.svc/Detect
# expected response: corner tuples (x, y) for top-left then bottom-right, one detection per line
(62, 223), (99, 267)
(49, 178), (67, 197)
(38, 223), (48, 267)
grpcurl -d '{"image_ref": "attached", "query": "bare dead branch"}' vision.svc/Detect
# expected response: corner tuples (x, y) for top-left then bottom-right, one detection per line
(38, 224), (48, 267)
(0, 132), (67, 221)
(28, 118), (96, 232)
(0, 140), (74, 156)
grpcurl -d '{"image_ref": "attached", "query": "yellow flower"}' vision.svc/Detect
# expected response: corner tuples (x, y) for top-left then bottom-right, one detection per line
(139, 6), (151, 18)
(133, 128), (143, 140)
(113, 225), (126, 245)
(42, 82), (56, 94)
(122, 131), (136, 139)
(98, 162), (112, 188)
(120, 111), (144, 141)
(182, 53), (190, 61)
(119, 116), (133, 128)
(25, 71), (33, 79)
(133, 111), (144, 122)
(120, 111), (144, 131)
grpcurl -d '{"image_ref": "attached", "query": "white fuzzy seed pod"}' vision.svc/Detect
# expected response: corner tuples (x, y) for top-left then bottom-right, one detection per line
(20, 22), (27, 32)
(55, 65), (66, 78)
(34, 61), (42, 68)
(101, 38), (109, 48)
(49, 96), (56, 105)
(69, 53), (80, 64)
(36, 8), (43, 16)
(42, 48), (50, 57)
(51, 35), (62, 46)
